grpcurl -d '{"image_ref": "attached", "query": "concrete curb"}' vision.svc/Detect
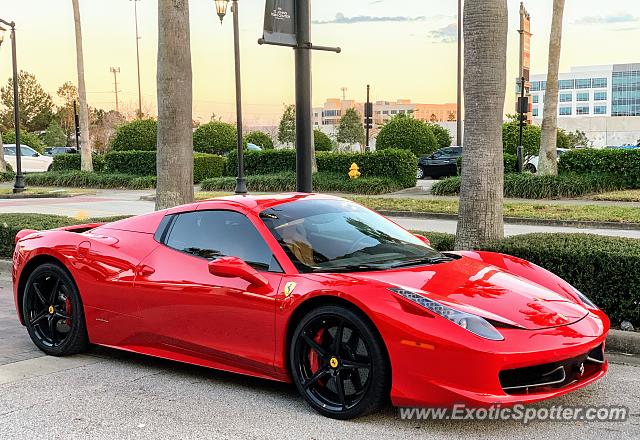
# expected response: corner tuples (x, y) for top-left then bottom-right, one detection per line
(377, 210), (640, 231)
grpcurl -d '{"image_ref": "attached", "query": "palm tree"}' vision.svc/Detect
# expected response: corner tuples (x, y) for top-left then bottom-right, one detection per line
(155, 0), (194, 210)
(538, 0), (565, 175)
(455, 0), (508, 250)
(71, 0), (93, 171)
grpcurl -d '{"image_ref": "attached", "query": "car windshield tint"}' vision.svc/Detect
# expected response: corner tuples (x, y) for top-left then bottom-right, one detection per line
(260, 199), (443, 273)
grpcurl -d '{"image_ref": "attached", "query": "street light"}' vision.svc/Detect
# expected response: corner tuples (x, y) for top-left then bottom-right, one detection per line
(215, 0), (247, 195)
(0, 18), (25, 193)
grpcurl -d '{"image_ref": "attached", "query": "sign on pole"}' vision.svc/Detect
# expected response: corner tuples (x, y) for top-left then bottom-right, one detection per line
(262, 0), (297, 46)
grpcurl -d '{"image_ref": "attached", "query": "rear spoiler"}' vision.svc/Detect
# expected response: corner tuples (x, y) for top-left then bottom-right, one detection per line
(15, 222), (106, 244)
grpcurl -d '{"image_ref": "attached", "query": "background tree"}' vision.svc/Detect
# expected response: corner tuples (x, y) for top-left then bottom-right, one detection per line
(111, 119), (157, 151)
(56, 81), (78, 144)
(244, 131), (273, 149)
(0, 132), (6, 172)
(376, 114), (438, 157)
(277, 105), (296, 146)
(91, 109), (126, 153)
(156, 0), (193, 210)
(0, 71), (54, 131)
(43, 121), (67, 147)
(538, 0), (566, 175)
(447, 111), (457, 122)
(426, 123), (453, 149)
(336, 108), (364, 148)
(2, 130), (44, 152)
(313, 129), (333, 151)
(193, 121), (236, 154)
(455, 0), (508, 250)
(564, 130), (591, 148)
(72, 0), (93, 171)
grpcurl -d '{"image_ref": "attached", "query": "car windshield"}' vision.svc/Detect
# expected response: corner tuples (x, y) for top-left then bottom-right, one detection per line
(260, 199), (446, 273)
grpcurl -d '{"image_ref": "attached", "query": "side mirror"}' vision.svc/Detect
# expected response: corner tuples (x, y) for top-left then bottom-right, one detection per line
(414, 234), (431, 247)
(33, 152), (39, 157)
(208, 256), (269, 288)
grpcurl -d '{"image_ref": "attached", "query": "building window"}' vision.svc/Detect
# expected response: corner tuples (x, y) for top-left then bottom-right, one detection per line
(575, 79), (591, 89)
(592, 77), (608, 88)
(531, 81), (540, 92)
(594, 91), (607, 101)
(399, 110), (405, 114)
(611, 70), (640, 116)
(532, 94), (539, 104)
(559, 79), (575, 90)
(532, 107), (539, 117)
(576, 92), (589, 102)
(382, 110), (389, 115)
(559, 107), (572, 116)
(594, 105), (607, 115)
(390, 110), (397, 115)
(541, 81), (547, 91)
(560, 93), (572, 102)
(576, 106), (589, 115)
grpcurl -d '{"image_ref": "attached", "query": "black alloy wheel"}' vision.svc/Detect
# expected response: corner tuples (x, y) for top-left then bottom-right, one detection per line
(290, 305), (389, 419)
(23, 263), (89, 356)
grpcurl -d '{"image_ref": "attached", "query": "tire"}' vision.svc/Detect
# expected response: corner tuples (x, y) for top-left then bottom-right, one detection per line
(290, 304), (390, 419)
(525, 163), (537, 173)
(22, 263), (89, 356)
(416, 166), (425, 180)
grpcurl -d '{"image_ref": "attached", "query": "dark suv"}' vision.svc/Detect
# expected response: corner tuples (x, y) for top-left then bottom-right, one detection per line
(44, 147), (78, 156)
(417, 146), (462, 179)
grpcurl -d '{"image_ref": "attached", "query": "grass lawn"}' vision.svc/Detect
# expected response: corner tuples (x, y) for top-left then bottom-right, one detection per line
(0, 187), (94, 198)
(195, 191), (234, 200)
(589, 190), (640, 202)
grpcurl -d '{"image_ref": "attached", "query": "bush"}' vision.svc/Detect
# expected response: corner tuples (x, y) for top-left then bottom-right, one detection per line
(51, 153), (106, 173)
(201, 172), (403, 195)
(433, 172), (626, 198)
(416, 231), (640, 326)
(502, 119), (572, 156)
(559, 149), (640, 188)
(425, 123), (453, 149)
(193, 153), (226, 183)
(314, 130), (333, 151)
(244, 131), (273, 149)
(376, 115), (438, 157)
(110, 119), (157, 151)
(105, 150), (156, 175)
(24, 171), (156, 189)
(193, 122), (236, 154)
(2, 130), (44, 153)
(226, 148), (417, 188)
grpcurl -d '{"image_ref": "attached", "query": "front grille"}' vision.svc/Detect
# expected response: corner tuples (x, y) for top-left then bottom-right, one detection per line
(499, 344), (604, 395)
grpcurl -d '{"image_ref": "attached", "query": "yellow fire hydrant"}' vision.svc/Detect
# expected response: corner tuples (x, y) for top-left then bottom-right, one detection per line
(348, 163), (361, 180)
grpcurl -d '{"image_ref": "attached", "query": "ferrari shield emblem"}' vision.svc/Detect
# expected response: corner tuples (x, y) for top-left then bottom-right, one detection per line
(284, 282), (296, 297)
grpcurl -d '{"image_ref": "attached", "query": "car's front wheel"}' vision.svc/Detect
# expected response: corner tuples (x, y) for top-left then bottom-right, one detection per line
(416, 166), (425, 180)
(290, 304), (390, 419)
(22, 263), (89, 356)
(525, 163), (537, 173)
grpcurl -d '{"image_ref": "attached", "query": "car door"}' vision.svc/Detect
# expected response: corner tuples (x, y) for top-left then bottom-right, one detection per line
(134, 209), (284, 377)
(3, 146), (17, 171)
(426, 148), (454, 177)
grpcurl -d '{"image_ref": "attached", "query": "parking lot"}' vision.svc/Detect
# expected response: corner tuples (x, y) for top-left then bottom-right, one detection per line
(1, 272), (639, 440)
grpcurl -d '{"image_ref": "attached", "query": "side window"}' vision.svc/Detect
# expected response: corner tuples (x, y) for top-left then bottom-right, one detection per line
(165, 210), (276, 271)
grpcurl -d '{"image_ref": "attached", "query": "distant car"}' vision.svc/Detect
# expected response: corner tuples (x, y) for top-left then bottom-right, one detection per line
(417, 146), (462, 179)
(44, 146), (78, 156)
(3, 144), (53, 173)
(246, 143), (263, 152)
(525, 148), (569, 173)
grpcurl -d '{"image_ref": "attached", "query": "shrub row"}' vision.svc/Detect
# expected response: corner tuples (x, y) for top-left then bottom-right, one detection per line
(417, 231), (640, 326)
(24, 171), (157, 189)
(559, 149), (640, 188)
(52, 151), (226, 183)
(201, 172), (404, 195)
(432, 172), (627, 199)
(226, 148), (417, 188)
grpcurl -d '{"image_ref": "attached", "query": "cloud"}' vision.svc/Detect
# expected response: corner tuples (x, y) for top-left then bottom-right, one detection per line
(369, 0), (385, 4)
(428, 23), (457, 43)
(575, 13), (639, 25)
(313, 12), (425, 25)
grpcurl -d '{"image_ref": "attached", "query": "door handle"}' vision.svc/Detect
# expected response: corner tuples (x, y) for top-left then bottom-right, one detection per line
(138, 265), (155, 276)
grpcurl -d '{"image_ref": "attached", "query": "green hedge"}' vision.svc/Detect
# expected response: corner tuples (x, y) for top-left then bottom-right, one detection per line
(111, 119), (157, 151)
(201, 172), (404, 195)
(105, 151), (156, 176)
(375, 115), (438, 157)
(24, 171), (156, 189)
(226, 148), (417, 188)
(417, 231), (640, 326)
(433, 172), (626, 199)
(194, 153), (226, 183)
(193, 122), (236, 154)
(559, 149), (640, 188)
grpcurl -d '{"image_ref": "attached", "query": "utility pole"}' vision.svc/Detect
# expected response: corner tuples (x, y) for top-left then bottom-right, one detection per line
(132, 0), (143, 118)
(73, 100), (80, 150)
(364, 84), (372, 151)
(110, 67), (120, 113)
(456, 0), (463, 146)
(340, 87), (347, 101)
(517, 76), (527, 172)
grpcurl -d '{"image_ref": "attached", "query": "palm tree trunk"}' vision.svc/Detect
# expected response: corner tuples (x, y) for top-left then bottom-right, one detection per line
(455, 0), (508, 250)
(72, 0), (93, 171)
(156, 0), (194, 210)
(0, 132), (6, 172)
(538, 0), (565, 176)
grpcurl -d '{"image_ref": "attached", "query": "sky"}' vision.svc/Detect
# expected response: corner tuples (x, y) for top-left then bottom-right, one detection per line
(0, 0), (639, 125)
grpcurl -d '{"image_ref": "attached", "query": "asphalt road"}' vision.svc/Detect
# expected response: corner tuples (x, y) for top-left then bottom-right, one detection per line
(1, 273), (639, 439)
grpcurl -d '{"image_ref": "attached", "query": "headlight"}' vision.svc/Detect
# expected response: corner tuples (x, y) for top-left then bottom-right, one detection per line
(574, 289), (598, 309)
(390, 288), (504, 341)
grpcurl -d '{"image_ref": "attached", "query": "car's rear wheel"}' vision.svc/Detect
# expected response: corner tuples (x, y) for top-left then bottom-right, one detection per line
(22, 263), (89, 356)
(290, 305), (389, 419)
(525, 163), (537, 173)
(416, 166), (425, 180)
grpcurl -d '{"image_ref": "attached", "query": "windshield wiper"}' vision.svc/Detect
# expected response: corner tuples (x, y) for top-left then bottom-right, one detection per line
(310, 263), (387, 273)
(387, 255), (454, 269)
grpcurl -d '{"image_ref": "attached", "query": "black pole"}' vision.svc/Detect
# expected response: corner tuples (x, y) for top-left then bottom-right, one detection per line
(517, 76), (525, 173)
(232, 0), (247, 194)
(365, 84), (370, 149)
(73, 101), (80, 151)
(295, 0), (313, 193)
(456, 0), (463, 146)
(10, 24), (24, 193)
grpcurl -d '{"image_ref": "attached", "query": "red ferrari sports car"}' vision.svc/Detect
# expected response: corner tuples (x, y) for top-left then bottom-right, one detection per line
(12, 194), (608, 419)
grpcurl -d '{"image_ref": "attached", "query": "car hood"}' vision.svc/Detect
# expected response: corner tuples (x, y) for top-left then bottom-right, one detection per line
(348, 256), (589, 330)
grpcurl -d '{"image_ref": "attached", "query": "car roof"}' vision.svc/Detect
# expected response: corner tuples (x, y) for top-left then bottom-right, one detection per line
(197, 193), (343, 213)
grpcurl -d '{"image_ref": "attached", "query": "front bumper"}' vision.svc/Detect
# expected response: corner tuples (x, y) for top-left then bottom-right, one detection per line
(386, 310), (609, 408)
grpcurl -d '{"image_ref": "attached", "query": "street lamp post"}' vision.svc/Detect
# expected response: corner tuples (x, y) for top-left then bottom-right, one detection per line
(0, 19), (25, 193)
(215, 0), (247, 195)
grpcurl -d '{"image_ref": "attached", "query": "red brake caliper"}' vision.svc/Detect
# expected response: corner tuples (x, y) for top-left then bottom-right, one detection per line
(309, 328), (326, 382)
(64, 296), (72, 325)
